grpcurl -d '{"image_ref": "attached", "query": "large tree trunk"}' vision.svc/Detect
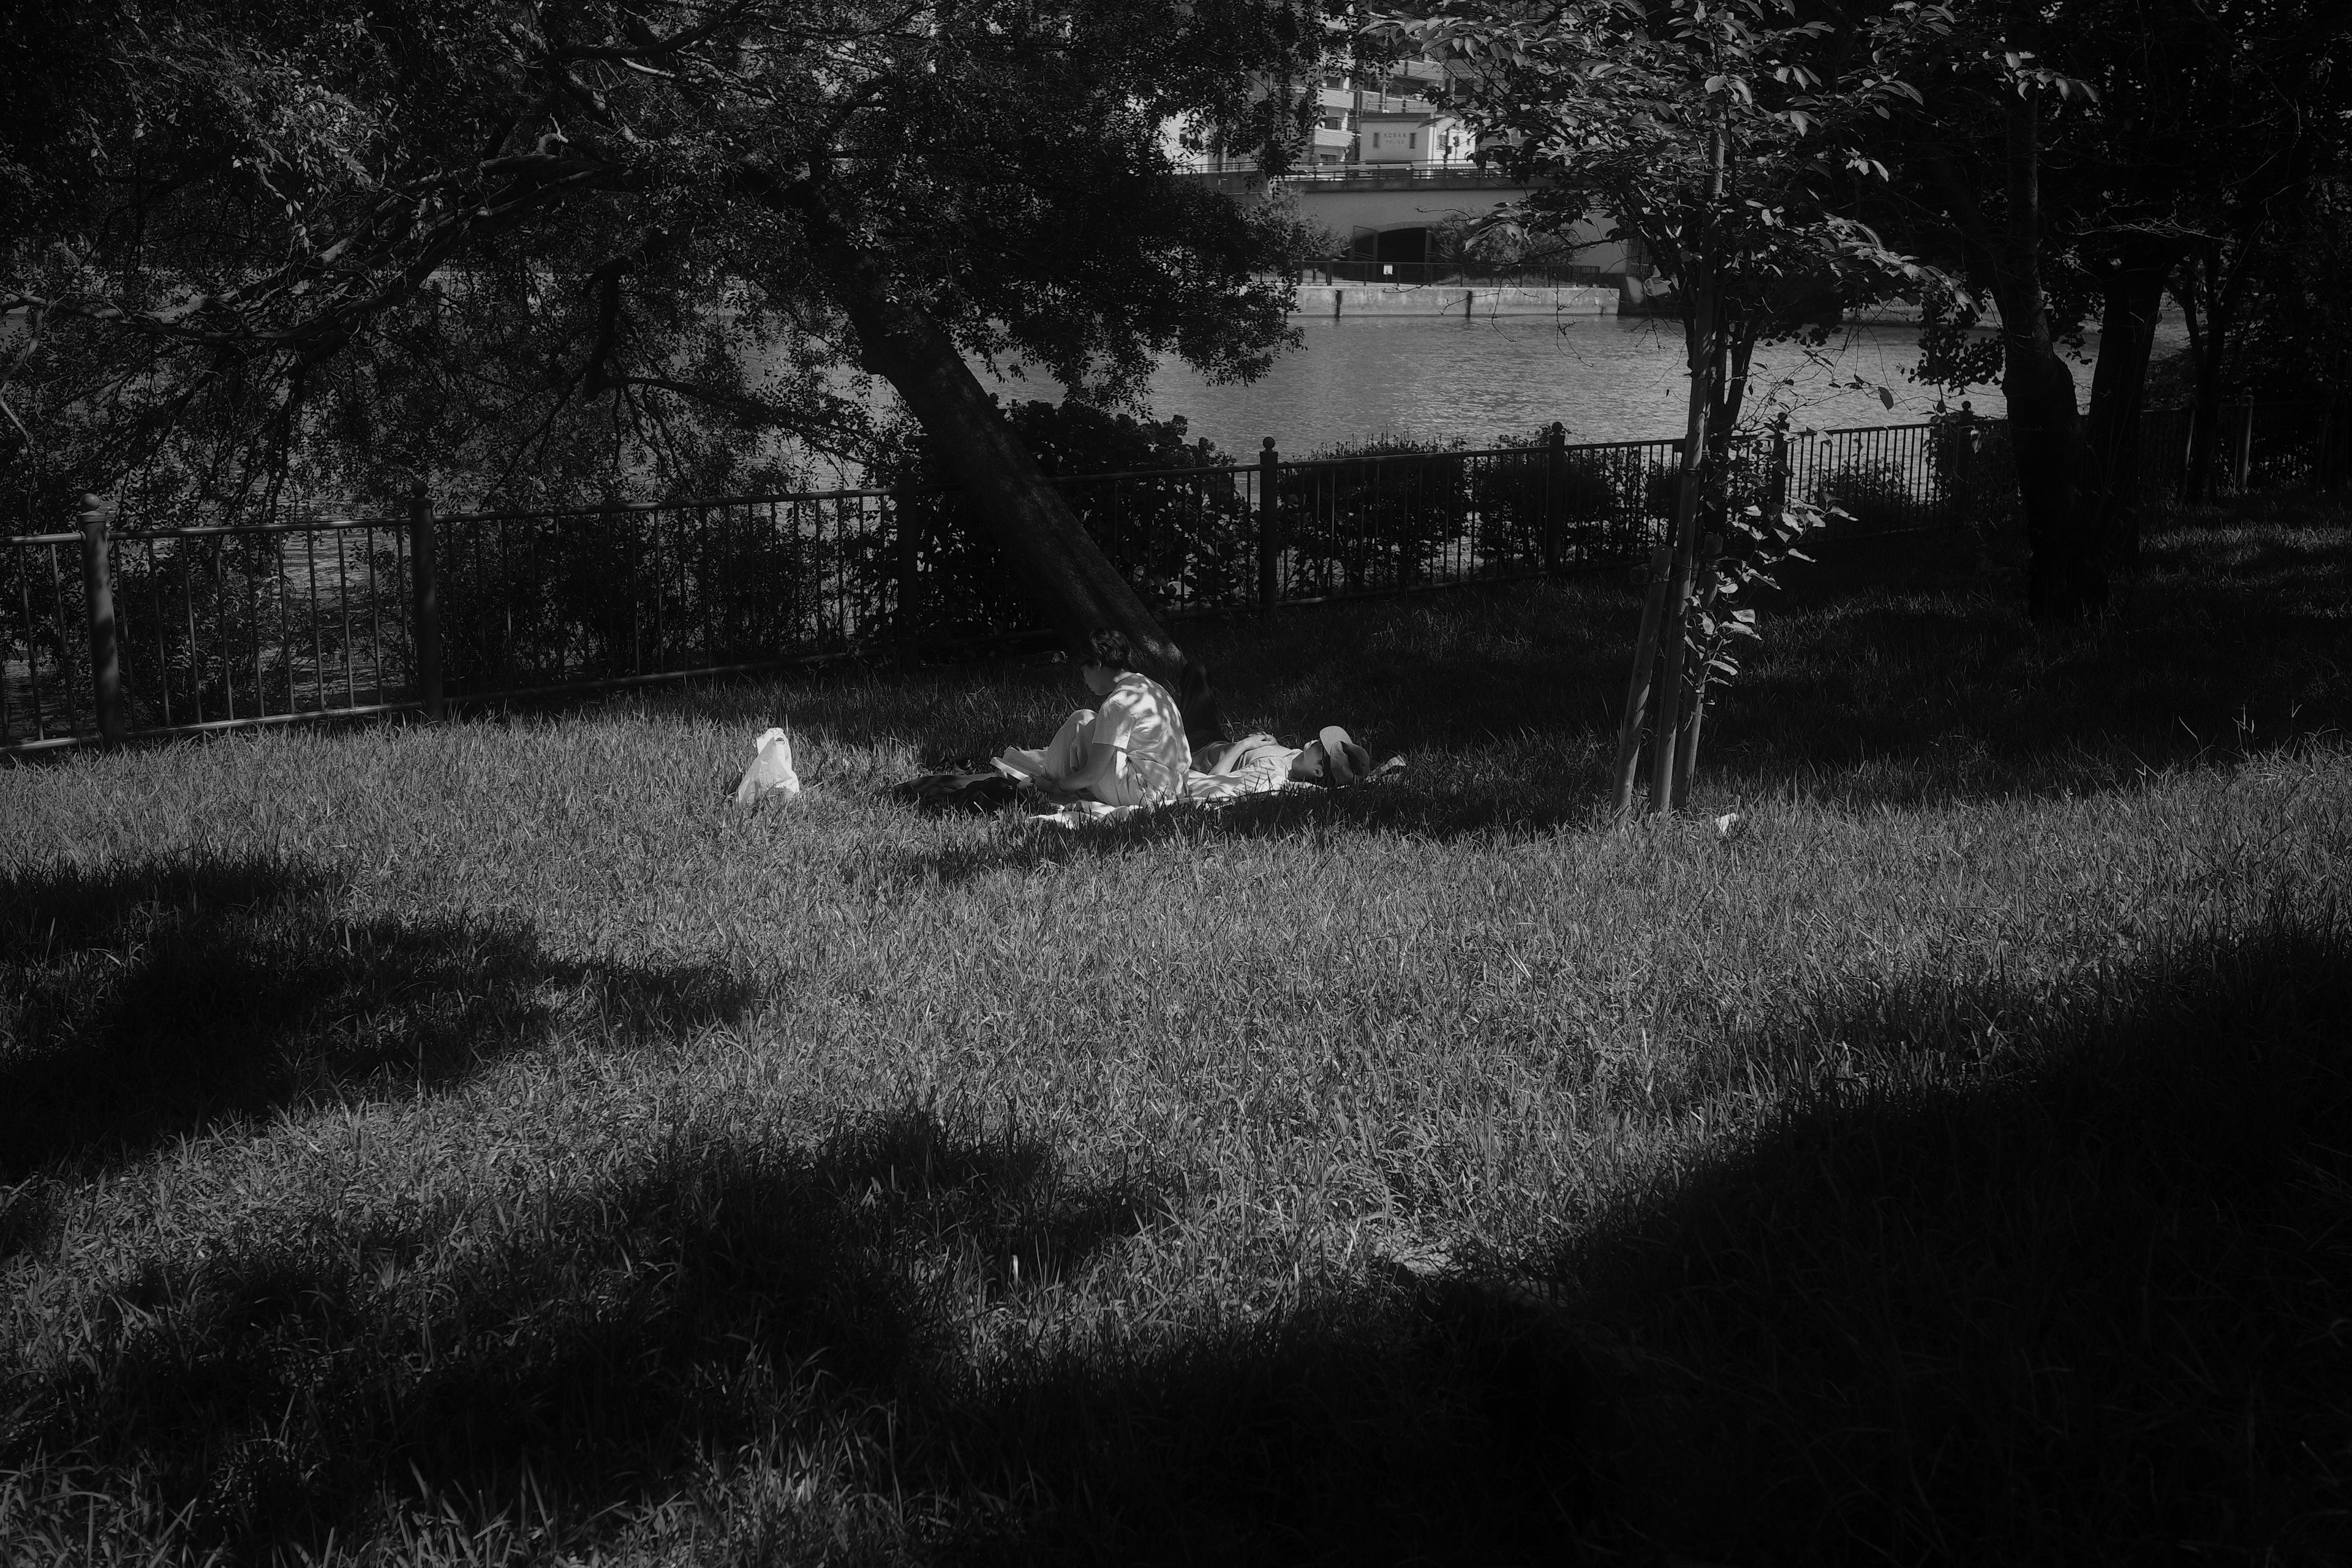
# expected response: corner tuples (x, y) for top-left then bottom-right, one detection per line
(1938, 98), (2088, 620)
(1934, 97), (2090, 619)
(834, 270), (1183, 673)
(1990, 92), (2090, 622)
(779, 179), (1185, 677)
(2080, 243), (2173, 570)
(2002, 339), (2086, 617)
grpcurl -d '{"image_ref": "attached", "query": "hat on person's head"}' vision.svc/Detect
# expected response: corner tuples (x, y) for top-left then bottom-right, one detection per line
(1318, 726), (1371, 786)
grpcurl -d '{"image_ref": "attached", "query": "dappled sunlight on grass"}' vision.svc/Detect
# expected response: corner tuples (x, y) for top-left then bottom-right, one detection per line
(4, 499), (2350, 1562)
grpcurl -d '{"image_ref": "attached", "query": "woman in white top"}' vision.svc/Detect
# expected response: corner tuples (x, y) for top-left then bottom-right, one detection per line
(1000, 630), (1192, 808)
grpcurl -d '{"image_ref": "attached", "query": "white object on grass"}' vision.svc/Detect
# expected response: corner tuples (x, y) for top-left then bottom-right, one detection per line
(1713, 812), (1741, 839)
(733, 726), (802, 802)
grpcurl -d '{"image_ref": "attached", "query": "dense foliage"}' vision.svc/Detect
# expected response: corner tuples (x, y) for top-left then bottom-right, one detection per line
(0, 0), (1330, 529)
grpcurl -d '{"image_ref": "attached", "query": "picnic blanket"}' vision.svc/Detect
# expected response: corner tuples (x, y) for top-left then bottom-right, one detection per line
(999, 726), (1401, 828)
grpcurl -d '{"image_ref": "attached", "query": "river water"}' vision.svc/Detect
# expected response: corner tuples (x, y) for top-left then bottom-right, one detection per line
(979, 312), (2185, 459)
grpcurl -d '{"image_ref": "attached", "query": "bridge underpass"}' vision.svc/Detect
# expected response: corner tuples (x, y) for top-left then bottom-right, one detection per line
(1180, 167), (1629, 273)
(1180, 168), (1641, 315)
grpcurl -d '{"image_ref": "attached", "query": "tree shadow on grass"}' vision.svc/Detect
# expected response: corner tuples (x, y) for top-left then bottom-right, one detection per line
(1544, 901), (2352, 1566)
(4, 1102), (1628, 1566)
(0, 854), (754, 1185)
(1621, 518), (2352, 799)
(17, 904), (2343, 1565)
(876, 777), (1611, 887)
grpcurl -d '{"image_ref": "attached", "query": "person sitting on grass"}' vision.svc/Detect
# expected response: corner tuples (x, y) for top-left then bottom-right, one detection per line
(999, 629), (1191, 809)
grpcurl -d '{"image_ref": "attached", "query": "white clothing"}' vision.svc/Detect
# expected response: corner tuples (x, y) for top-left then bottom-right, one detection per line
(997, 672), (1190, 809)
(1087, 671), (1190, 803)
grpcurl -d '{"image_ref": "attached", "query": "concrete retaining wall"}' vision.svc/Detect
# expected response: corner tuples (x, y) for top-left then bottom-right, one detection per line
(1292, 284), (1617, 318)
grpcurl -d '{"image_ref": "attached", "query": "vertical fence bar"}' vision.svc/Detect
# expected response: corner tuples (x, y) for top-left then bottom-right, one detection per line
(1768, 424), (1792, 522)
(336, 529), (355, 709)
(78, 494), (123, 745)
(1257, 438), (1280, 608)
(146, 538), (170, 728)
(1542, 421), (1566, 576)
(409, 479), (444, 720)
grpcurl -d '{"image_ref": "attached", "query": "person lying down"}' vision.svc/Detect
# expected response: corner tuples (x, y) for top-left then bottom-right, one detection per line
(995, 628), (1191, 809)
(993, 627), (1390, 819)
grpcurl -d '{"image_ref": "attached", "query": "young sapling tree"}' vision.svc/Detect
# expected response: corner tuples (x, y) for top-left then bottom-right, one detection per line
(1380, 0), (1943, 812)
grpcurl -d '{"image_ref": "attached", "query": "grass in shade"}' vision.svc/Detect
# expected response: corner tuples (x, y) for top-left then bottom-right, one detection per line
(3, 494), (2350, 1566)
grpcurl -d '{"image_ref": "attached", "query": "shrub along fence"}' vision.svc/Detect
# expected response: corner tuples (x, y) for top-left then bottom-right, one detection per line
(5, 401), (2343, 752)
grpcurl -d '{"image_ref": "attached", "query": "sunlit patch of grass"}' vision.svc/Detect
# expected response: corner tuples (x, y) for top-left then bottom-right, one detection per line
(2, 499), (2348, 1563)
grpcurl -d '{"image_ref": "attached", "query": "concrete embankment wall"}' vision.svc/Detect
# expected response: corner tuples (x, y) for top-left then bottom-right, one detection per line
(1293, 284), (1617, 318)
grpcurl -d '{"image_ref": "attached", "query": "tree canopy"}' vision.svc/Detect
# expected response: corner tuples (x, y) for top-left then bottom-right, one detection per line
(1856, 0), (2346, 610)
(1, 0), (1328, 526)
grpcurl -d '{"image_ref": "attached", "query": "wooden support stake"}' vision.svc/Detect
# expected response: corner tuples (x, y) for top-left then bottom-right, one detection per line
(409, 478), (445, 720)
(77, 493), (123, 746)
(1611, 545), (1675, 817)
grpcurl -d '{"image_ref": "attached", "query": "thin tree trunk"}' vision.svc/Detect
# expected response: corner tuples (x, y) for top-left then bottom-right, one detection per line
(1646, 312), (1714, 814)
(2171, 254), (2213, 502)
(2081, 243), (2173, 568)
(1700, 326), (1758, 535)
(2177, 238), (2257, 504)
(1648, 122), (1729, 813)
(1670, 532), (1724, 810)
(1612, 544), (1675, 817)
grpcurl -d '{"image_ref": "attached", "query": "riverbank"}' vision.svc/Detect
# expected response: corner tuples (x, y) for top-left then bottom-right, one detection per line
(1291, 282), (1616, 318)
(1139, 314), (2021, 453)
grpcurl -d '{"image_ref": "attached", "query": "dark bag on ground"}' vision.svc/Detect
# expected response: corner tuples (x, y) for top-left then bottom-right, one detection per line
(891, 770), (1021, 813)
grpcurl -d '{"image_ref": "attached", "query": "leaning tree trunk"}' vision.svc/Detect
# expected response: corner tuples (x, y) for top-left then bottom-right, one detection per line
(782, 183), (1185, 678)
(2080, 243), (2174, 571)
(834, 270), (1183, 672)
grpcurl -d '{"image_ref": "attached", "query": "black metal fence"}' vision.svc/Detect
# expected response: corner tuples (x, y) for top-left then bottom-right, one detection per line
(7, 401), (2343, 752)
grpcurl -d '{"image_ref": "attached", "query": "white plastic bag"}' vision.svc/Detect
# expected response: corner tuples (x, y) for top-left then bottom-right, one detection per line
(732, 726), (802, 803)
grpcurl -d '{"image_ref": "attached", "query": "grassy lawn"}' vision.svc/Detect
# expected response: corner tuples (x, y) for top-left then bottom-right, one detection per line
(4, 497), (2350, 1565)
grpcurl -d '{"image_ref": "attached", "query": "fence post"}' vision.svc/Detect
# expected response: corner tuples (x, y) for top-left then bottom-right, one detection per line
(895, 492), (922, 632)
(409, 477), (444, 720)
(1257, 437), (1280, 608)
(77, 492), (123, 746)
(2234, 399), (2255, 492)
(1768, 421), (1790, 518)
(1542, 421), (1566, 575)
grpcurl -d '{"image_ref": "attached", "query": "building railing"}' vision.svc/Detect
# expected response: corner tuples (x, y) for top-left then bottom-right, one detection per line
(6, 401), (2344, 752)
(1303, 259), (1625, 289)
(1177, 165), (1523, 193)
